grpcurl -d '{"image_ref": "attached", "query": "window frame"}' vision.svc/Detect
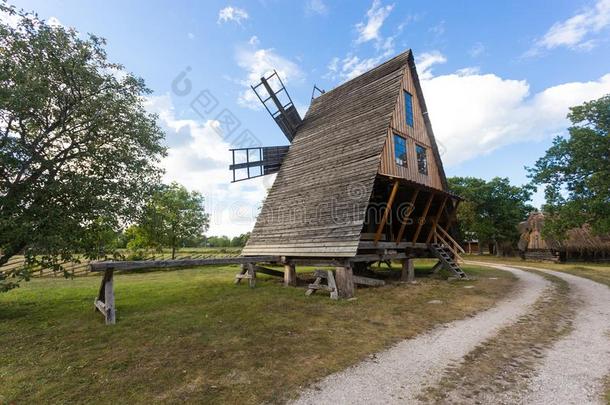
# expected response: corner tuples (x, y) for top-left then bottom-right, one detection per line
(393, 133), (408, 167)
(404, 91), (414, 127)
(415, 143), (428, 175)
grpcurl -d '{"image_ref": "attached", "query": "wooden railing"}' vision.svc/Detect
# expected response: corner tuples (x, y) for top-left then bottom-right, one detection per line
(433, 226), (466, 263)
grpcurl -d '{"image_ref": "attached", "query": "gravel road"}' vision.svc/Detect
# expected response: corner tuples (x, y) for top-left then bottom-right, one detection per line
(519, 267), (610, 405)
(291, 264), (550, 405)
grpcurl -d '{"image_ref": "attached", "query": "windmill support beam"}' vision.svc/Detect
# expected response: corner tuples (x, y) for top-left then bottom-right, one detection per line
(412, 193), (434, 243)
(395, 188), (420, 244)
(426, 196), (448, 244)
(374, 180), (400, 244)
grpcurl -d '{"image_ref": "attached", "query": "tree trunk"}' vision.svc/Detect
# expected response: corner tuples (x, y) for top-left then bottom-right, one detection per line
(171, 245), (176, 260)
(495, 240), (500, 257)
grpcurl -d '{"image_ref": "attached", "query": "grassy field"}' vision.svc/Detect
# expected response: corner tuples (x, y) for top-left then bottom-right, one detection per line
(1, 262), (515, 404)
(464, 254), (610, 287)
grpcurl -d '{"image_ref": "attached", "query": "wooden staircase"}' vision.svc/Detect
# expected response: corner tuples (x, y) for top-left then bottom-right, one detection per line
(430, 243), (468, 279)
(429, 225), (468, 279)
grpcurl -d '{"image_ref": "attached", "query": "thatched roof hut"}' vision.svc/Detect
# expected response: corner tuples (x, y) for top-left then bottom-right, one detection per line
(518, 212), (610, 261)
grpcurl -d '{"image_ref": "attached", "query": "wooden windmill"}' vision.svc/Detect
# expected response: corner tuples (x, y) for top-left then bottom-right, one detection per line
(231, 50), (467, 299)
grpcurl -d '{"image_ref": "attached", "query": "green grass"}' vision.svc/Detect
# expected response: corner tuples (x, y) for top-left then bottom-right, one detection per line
(465, 254), (610, 287)
(0, 262), (515, 404)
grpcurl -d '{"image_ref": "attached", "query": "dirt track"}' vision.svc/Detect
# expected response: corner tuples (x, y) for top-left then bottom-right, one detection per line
(291, 263), (610, 404)
(292, 264), (549, 404)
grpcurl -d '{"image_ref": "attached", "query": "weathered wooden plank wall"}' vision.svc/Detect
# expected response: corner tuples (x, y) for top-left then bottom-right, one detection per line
(378, 65), (444, 190)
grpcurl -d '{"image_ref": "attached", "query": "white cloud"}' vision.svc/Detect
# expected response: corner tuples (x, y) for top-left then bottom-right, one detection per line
(419, 57), (610, 166)
(187, 32), (195, 40)
(235, 43), (303, 109)
(415, 51), (447, 79)
(469, 42), (485, 57)
(218, 6), (249, 25)
(46, 16), (63, 27)
(429, 20), (445, 36)
(527, 0), (610, 55)
(305, 0), (328, 16)
(144, 94), (272, 237)
(0, 8), (20, 28)
(326, 52), (393, 82)
(355, 0), (394, 44)
(248, 35), (259, 46)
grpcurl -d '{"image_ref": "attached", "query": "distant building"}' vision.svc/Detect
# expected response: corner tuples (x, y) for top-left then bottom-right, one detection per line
(518, 212), (610, 262)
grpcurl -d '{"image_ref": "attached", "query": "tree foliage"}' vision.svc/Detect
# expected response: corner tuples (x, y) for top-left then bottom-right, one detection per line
(0, 5), (166, 291)
(528, 94), (610, 239)
(130, 183), (209, 259)
(448, 177), (534, 255)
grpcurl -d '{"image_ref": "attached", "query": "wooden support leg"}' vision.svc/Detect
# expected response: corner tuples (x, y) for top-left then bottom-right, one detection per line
(431, 260), (443, 274)
(327, 270), (339, 300)
(401, 258), (415, 283)
(335, 266), (354, 299)
(234, 264), (247, 284)
(247, 263), (256, 288)
(94, 269), (115, 325)
(284, 263), (296, 287)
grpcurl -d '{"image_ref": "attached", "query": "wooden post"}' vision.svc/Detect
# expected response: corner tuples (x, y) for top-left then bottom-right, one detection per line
(327, 270), (339, 300)
(374, 180), (400, 244)
(335, 266), (354, 299)
(284, 263), (296, 287)
(401, 258), (415, 283)
(235, 264), (247, 284)
(395, 189), (419, 244)
(94, 268), (115, 325)
(412, 193), (434, 243)
(104, 272), (115, 324)
(247, 263), (256, 288)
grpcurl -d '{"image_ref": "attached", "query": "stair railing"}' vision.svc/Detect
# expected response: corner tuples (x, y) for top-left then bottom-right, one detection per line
(434, 226), (465, 264)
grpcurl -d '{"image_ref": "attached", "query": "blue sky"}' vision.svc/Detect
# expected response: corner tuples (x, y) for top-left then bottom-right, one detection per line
(8, 0), (610, 236)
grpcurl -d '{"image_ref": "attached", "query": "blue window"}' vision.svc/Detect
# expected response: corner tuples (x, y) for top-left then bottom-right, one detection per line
(416, 144), (428, 175)
(394, 134), (407, 167)
(404, 91), (414, 127)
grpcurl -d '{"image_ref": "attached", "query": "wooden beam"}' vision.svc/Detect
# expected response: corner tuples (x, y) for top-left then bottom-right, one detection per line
(444, 199), (461, 229)
(358, 241), (428, 250)
(425, 196), (448, 244)
(254, 266), (284, 278)
(89, 256), (280, 272)
(395, 189), (420, 244)
(412, 193), (434, 243)
(327, 270), (339, 300)
(353, 275), (385, 287)
(350, 253), (408, 262)
(374, 180), (400, 244)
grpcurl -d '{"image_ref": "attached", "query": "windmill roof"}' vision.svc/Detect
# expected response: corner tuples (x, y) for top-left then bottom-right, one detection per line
(242, 50), (416, 257)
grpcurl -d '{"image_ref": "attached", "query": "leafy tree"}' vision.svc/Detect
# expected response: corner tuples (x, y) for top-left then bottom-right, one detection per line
(206, 235), (231, 248)
(528, 95), (610, 238)
(230, 232), (250, 247)
(0, 5), (165, 291)
(448, 177), (534, 255)
(136, 183), (209, 259)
